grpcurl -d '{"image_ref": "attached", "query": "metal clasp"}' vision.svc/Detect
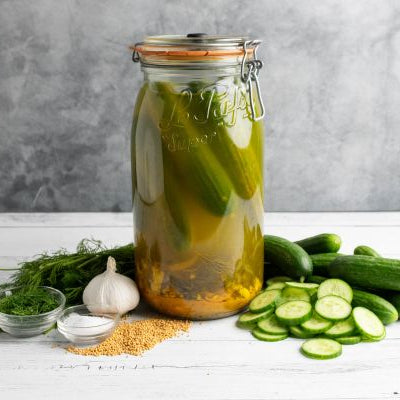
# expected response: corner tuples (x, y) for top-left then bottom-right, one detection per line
(132, 42), (142, 63)
(241, 40), (265, 121)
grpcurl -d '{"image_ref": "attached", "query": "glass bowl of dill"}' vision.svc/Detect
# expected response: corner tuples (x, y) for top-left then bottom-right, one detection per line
(0, 286), (66, 337)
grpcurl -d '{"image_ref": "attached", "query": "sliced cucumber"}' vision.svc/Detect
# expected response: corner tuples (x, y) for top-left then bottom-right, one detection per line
(300, 312), (333, 334)
(317, 278), (353, 303)
(266, 276), (293, 285)
(249, 289), (281, 313)
(352, 289), (398, 325)
(275, 300), (312, 326)
(362, 331), (386, 342)
(301, 338), (342, 360)
(265, 282), (286, 291)
(276, 287), (311, 307)
(285, 282), (319, 290)
(252, 327), (288, 342)
(336, 336), (362, 345)
(315, 295), (352, 321)
(257, 315), (288, 335)
(237, 309), (274, 328)
(352, 306), (385, 340)
(289, 326), (315, 339)
(324, 317), (356, 338)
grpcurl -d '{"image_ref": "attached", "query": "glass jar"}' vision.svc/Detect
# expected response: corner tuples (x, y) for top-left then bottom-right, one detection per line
(131, 34), (265, 319)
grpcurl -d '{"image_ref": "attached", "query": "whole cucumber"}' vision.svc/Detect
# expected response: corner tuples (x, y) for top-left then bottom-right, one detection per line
(354, 245), (381, 257)
(328, 255), (400, 291)
(295, 233), (342, 254)
(310, 253), (343, 276)
(264, 235), (313, 279)
(384, 294), (400, 316)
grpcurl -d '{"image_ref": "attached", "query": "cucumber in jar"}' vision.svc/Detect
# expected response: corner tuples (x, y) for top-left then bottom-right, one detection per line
(138, 89), (192, 250)
(195, 81), (262, 200)
(131, 83), (149, 198)
(163, 155), (192, 251)
(155, 82), (235, 216)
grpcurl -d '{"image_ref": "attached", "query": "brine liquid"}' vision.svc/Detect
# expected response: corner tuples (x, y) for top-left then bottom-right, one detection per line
(132, 78), (264, 319)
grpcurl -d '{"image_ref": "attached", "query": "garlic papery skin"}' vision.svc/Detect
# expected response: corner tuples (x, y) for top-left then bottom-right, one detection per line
(83, 256), (140, 315)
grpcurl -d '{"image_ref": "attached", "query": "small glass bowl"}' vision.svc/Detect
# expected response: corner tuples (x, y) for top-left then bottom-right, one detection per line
(0, 286), (66, 337)
(57, 304), (120, 345)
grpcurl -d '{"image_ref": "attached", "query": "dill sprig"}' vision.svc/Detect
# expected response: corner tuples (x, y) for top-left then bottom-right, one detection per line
(1, 239), (135, 305)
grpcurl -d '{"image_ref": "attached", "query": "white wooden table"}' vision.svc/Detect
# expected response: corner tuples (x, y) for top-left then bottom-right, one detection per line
(1, 212), (400, 400)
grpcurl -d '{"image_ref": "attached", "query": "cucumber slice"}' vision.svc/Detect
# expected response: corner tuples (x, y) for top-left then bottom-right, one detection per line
(301, 338), (342, 360)
(266, 276), (293, 285)
(336, 336), (361, 345)
(252, 327), (288, 342)
(257, 315), (288, 335)
(237, 309), (274, 328)
(324, 317), (356, 338)
(265, 282), (286, 291)
(315, 295), (352, 321)
(285, 282), (319, 290)
(289, 326), (315, 339)
(275, 300), (312, 326)
(352, 306), (385, 340)
(317, 278), (353, 303)
(361, 331), (386, 342)
(300, 312), (333, 334)
(276, 287), (311, 307)
(249, 289), (281, 313)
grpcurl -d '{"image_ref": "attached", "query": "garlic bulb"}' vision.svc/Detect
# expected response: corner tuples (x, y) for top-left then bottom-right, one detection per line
(83, 256), (140, 315)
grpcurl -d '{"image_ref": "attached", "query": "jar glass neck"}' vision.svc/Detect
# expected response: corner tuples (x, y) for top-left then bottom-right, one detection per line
(141, 65), (242, 83)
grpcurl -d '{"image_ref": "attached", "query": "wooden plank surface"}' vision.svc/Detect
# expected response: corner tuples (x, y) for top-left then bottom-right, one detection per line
(1, 212), (400, 400)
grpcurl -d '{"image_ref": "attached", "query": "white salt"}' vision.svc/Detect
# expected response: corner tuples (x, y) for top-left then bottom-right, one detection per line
(61, 312), (114, 336)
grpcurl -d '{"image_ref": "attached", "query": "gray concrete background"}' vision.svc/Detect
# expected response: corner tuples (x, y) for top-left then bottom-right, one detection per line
(0, 0), (399, 212)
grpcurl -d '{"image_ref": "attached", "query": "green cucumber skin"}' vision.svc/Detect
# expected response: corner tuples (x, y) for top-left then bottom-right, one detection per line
(163, 155), (192, 251)
(295, 234), (342, 255)
(264, 235), (313, 278)
(351, 289), (398, 325)
(354, 245), (381, 257)
(383, 293), (400, 316)
(307, 275), (328, 284)
(205, 89), (262, 200)
(328, 255), (400, 291)
(310, 253), (343, 276)
(336, 336), (361, 345)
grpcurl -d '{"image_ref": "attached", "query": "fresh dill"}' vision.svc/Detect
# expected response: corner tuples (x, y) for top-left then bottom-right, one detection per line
(0, 287), (60, 316)
(1, 239), (135, 306)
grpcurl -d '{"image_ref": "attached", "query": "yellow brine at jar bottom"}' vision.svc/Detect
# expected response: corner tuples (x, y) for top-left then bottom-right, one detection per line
(139, 283), (262, 320)
(134, 193), (264, 320)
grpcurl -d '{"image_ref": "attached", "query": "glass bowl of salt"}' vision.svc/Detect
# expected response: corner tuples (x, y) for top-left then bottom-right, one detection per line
(57, 304), (120, 345)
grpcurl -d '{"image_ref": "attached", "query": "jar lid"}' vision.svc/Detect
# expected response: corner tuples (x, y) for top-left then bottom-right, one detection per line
(132, 34), (262, 67)
(131, 34), (265, 121)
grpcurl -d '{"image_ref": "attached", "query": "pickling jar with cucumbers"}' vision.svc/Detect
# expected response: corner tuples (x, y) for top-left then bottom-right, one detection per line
(131, 34), (265, 319)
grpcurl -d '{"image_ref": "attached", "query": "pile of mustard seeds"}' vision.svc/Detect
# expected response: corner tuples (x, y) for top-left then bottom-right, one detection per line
(68, 318), (191, 356)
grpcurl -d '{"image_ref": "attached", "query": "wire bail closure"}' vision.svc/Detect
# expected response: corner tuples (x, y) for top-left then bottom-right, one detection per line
(240, 40), (265, 121)
(132, 44), (141, 63)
